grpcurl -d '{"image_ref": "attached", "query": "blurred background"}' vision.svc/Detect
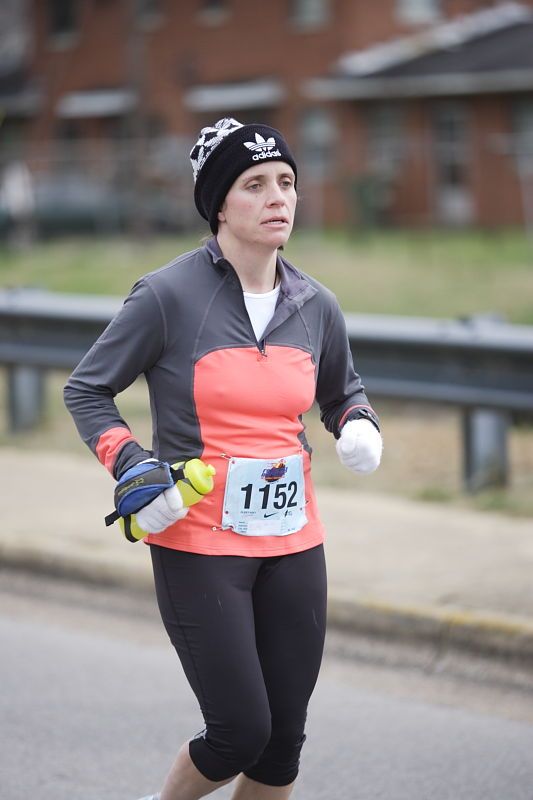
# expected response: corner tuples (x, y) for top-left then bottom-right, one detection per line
(2, 0), (533, 233)
(1, 0), (533, 514)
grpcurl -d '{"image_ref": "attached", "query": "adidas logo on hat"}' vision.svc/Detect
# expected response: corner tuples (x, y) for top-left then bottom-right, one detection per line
(244, 133), (282, 161)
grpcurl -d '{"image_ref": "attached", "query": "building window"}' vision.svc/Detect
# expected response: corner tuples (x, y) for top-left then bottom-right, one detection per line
(135, 0), (163, 31)
(0, 119), (28, 160)
(433, 103), (469, 185)
(290, 0), (330, 29)
(396, 0), (441, 25)
(53, 118), (83, 171)
(138, 0), (160, 14)
(432, 102), (473, 225)
(100, 116), (129, 141)
(136, 0), (163, 28)
(366, 103), (406, 180)
(297, 108), (336, 226)
(202, 0), (227, 10)
(512, 100), (533, 171)
(198, 0), (229, 25)
(47, 0), (77, 38)
(55, 119), (82, 140)
(299, 107), (336, 178)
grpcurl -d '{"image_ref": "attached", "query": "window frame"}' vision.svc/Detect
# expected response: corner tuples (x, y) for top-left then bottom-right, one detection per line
(47, 0), (79, 49)
(396, 0), (441, 26)
(365, 102), (407, 181)
(511, 98), (533, 174)
(197, 0), (230, 26)
(136, 0), (164, 31)
(299, 106), (337, 179)
(289, 0), (330, 31)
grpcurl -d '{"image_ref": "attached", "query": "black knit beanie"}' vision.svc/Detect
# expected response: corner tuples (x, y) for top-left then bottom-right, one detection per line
(190, 117), (298, 233)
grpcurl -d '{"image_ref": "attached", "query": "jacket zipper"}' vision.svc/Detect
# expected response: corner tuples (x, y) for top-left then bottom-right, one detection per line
(257, 339), (267, 360)
(225, 263), (274, 360)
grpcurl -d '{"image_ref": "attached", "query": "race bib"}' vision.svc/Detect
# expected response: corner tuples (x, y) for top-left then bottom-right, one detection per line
(221, 454), (307, 536)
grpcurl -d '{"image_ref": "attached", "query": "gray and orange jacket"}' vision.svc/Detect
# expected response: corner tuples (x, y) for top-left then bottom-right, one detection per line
(64, 237), (378, 557)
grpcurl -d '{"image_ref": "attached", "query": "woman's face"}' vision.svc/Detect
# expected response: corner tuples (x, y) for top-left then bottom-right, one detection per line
(217, 161), (297, 249)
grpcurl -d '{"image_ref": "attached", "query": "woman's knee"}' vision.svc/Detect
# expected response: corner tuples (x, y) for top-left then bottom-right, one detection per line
(189, 713), (272, 782)
(242, 717), (307, 786)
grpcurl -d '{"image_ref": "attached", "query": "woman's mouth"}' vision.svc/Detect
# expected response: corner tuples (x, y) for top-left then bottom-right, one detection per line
(262, 217), (288, 226)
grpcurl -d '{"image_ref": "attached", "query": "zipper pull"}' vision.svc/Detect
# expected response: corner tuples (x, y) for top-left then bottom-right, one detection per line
(257, 341), (267, 361)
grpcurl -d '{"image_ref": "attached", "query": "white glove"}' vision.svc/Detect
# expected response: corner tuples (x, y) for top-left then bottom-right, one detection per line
(336, 418), (383, 474)
(136, 485), (189, 534)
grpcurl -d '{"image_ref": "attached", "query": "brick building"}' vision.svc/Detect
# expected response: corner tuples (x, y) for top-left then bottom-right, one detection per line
(1, 0), (533, 229)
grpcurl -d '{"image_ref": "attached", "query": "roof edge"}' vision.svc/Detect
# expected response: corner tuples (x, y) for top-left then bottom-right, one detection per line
(305, 69), (533, 101)
(337, 2), (533, 77)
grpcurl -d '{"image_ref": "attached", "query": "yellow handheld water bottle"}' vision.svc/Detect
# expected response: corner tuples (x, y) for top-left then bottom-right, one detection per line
(105, 458), (216, 543)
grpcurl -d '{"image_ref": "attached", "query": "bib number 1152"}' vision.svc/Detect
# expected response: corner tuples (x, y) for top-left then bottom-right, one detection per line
(222, 454), (307, 535)
(240, 481), (298, 511)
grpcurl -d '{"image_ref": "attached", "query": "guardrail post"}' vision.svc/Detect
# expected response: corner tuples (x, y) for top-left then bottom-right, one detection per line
(462, 408), (510, 492)
(6, 365), (45, 432)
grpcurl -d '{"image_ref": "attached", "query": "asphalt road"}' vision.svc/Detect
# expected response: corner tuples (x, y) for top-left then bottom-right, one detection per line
(2, 570), (533, 800)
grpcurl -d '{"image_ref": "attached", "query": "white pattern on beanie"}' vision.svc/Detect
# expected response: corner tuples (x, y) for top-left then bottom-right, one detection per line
(190, 117), (243, 183)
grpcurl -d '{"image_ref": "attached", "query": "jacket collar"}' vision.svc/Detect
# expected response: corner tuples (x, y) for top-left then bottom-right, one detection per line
(204, 236), (317, 304)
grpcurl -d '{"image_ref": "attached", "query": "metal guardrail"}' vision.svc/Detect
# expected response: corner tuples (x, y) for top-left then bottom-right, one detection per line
(0, 288), (121, 367)
(2, 288), (533, 491)
(343, 312), (533, 492)
(344, 312), (533, 412)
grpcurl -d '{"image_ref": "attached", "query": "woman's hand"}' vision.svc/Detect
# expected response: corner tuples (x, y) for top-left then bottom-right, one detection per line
(336, 419), (383, 474)
(136, 485), (189, 533)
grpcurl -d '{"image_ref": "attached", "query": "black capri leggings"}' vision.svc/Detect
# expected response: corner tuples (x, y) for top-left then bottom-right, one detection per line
(150, 543), (327, 787)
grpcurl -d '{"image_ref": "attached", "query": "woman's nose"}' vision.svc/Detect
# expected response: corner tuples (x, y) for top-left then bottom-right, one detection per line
(266, 183), (284, 205)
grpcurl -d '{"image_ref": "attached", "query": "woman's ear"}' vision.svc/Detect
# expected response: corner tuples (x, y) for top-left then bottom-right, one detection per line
(217, 210), (226, 223)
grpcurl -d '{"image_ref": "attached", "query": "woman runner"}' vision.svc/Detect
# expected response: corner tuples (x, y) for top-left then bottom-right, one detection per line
(64, 117), (382, 800)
